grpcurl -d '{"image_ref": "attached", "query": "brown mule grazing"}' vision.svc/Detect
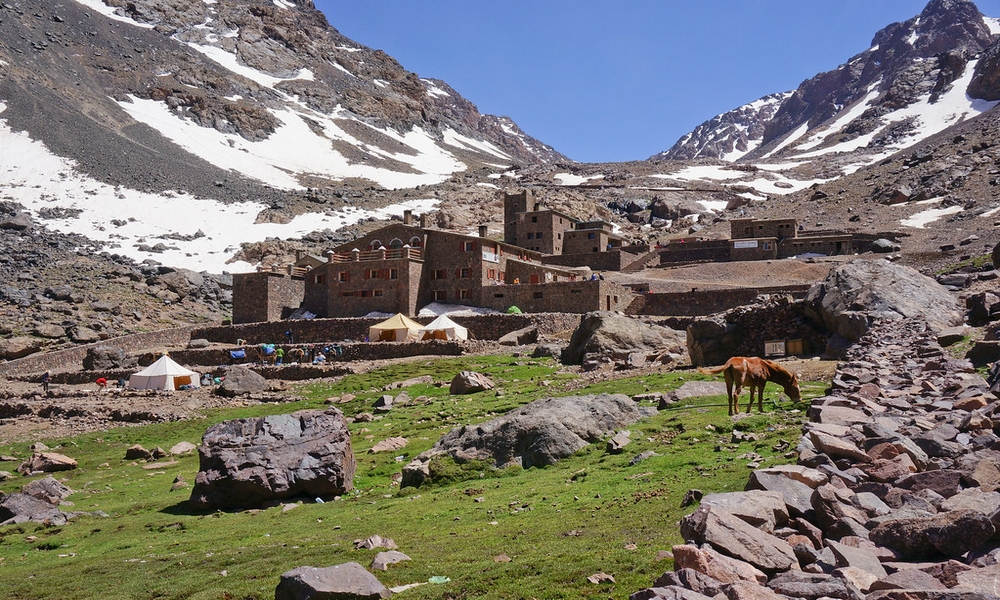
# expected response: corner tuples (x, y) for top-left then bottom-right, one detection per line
(698, 356), (801, 416)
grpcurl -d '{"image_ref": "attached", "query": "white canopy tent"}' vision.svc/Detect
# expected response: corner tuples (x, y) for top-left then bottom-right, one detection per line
(419, 314), (469, 340)
(129, 355), (200, 390)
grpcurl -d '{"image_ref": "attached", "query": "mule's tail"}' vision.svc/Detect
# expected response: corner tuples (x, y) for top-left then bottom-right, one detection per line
(697, 364), (728, 375)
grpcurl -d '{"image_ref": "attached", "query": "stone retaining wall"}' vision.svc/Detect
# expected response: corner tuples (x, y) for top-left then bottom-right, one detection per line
(190, 313), (582, 346)
(0, 326), (199, 378)
(631, 286), (811, 317)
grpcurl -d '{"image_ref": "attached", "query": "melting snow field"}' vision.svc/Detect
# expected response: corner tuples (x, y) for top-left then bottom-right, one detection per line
(0, 108), (437, 274)
(899, 201), (963, 229)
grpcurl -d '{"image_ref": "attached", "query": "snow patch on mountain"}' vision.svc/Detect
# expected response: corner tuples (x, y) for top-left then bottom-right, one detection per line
(0, 106), (436, 274)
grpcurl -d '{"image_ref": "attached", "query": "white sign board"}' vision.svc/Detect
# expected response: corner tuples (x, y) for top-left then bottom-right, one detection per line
(764, 340), (786, 357)
(733, 240), (759, 249)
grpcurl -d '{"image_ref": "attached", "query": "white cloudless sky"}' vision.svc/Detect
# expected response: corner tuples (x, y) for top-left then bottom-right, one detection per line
(312, 1), (1000, 163)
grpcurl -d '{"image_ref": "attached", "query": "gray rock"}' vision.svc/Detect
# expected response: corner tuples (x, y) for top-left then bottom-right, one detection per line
(805, 259), (962, 342)
(83, 345), (132, 370)
(870, 509), (996, 560)
(402, 393), (642, 487)
(607, 430), (631, 454)
(21, 477), (73, 505)
(498, 325), (538, 346)
(370, 550), (410, 571)
(217, 366), (267, 397)
(189, 408), (355, 510)
(17, 452), (78, 475)
(449, 371), (495, 395)
(274, 563), (390, 600)
(700, 490), (789, 533)
(679, 505), (797, 573)
(0, 492), (67, 526)
(562, 311), (686, 366)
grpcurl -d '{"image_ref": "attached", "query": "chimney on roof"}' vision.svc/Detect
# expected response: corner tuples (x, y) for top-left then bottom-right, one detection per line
(295, 250), (303, 261)
(420, 212), (429, 228)
(478, 225), (488, 238)
(533, 203), (540, 211)
(403, 209), (413, 225)
(325, 250), (335, 263)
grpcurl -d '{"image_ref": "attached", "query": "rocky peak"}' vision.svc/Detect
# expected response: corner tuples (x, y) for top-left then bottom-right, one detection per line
(658, 0), (999, 162)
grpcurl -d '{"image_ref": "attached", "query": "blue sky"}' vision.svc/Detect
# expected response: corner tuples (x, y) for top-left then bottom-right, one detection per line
(313, 1), (1000, 163)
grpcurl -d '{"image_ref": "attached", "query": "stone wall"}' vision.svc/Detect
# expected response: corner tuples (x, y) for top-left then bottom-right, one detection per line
(0, 325), (200, 378)
(191, 313), (582, 346)
(631, 286), (811, 317)
(542, 249), (637, 272)
(657, 240), (732, 265)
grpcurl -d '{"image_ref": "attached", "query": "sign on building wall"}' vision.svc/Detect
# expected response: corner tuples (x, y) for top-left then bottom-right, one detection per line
(764, 340), (786, 356)
(733, 240), (759, 249)
(482, 250), (499, 263)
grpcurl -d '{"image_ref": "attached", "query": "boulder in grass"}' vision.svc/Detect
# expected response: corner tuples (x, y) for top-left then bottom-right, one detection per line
(189, 408), (355, 510)
(449, 371), (495, 395)
(0, 493), (67, 526)
(17, 452), (77, 475)
(21, 477), (73, 505)
(274, 562), (390, 600)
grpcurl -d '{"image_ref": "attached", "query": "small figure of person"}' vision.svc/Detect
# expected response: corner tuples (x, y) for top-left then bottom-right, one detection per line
(95, 377), (108, 392)
(275, 347), (285, 365)
(285, 330), (293, 344)
(312, 352), (326, 364)
(41, 371), (51, 393)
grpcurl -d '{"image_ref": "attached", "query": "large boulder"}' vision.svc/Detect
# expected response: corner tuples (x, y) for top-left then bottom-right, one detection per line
(17, 452), (78, 475)
(83, 345), (133, 370)
(189, 408), (355, 510)
(449, 371), (495, 395)
(402, 393), (642, 487)
(0, 336), (44, 360)
(216, 366), (268, 397)
(562, 311), (687, 366)
(0, 493), (67, 526)
(804, 259), (962, 346)
(275, 563), (390, 600)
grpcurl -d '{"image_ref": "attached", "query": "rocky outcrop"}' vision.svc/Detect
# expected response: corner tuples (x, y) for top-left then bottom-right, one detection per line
(189, 408), (355, 510)
(402, 393), (642, 487)
(449, 371), (495, 395)
(563, 311), (687, 370)
(804, 259), (962, 355)
(632, 316), (1000, 600)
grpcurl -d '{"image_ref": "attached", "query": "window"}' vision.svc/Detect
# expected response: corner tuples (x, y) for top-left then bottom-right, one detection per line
(338, 271), (349, 282)
(536, 232), (543, 239)
(487, 268), (496, 279)
(370, 240), (383, 250)
(359, 290), (372, 298)
(313, 274), (324, 284)
(389, 269), (398, 280)
(459, 268), (470, 278)
(463, 241), (476, 251)
(340, 291), (355, 297)
(367, 269), (379, 279)
(571, 289), (581, 294)
(459, 289), (469, 300)
(432, 269), (446, 280)
(494, 293), (505, 298)
(527, 233), (534, 239)
(531, 216), (538, 223)
(533, 291), (543, 299)
(373, 289), (383, 297)
(433, 290), (446, 301)
(409, 236), (423, 248)
(587, 233), (595, 239)
(389, 238), (403, 249)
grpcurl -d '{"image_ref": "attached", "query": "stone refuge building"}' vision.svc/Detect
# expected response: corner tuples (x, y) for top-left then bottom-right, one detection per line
(232, 193), (873, 324)
(656, 217), (862, 265)
(233, 206), (633, 323)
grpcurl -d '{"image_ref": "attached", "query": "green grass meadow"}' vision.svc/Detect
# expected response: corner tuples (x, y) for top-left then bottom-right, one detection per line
(0, 356), (828, 600)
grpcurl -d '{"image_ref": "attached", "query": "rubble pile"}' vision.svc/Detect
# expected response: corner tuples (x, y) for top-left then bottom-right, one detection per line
(634, 317), (1000, 600)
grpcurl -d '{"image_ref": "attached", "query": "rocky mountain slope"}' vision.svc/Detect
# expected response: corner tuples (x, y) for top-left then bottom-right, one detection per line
(3, 0), (1000, 354)
(657, 0), (1000, 165)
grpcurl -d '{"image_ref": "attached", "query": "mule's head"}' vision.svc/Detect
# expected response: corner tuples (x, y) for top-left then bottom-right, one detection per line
(783, 373), (801, 403)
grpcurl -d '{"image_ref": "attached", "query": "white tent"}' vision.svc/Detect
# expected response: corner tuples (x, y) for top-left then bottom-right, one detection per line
(419, 314), (469, 340)
(368, 313), (422, 342)
(129, 355), (200, 390)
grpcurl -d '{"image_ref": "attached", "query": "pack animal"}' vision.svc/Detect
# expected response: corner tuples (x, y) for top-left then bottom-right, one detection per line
(698, 356), (800, 416)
